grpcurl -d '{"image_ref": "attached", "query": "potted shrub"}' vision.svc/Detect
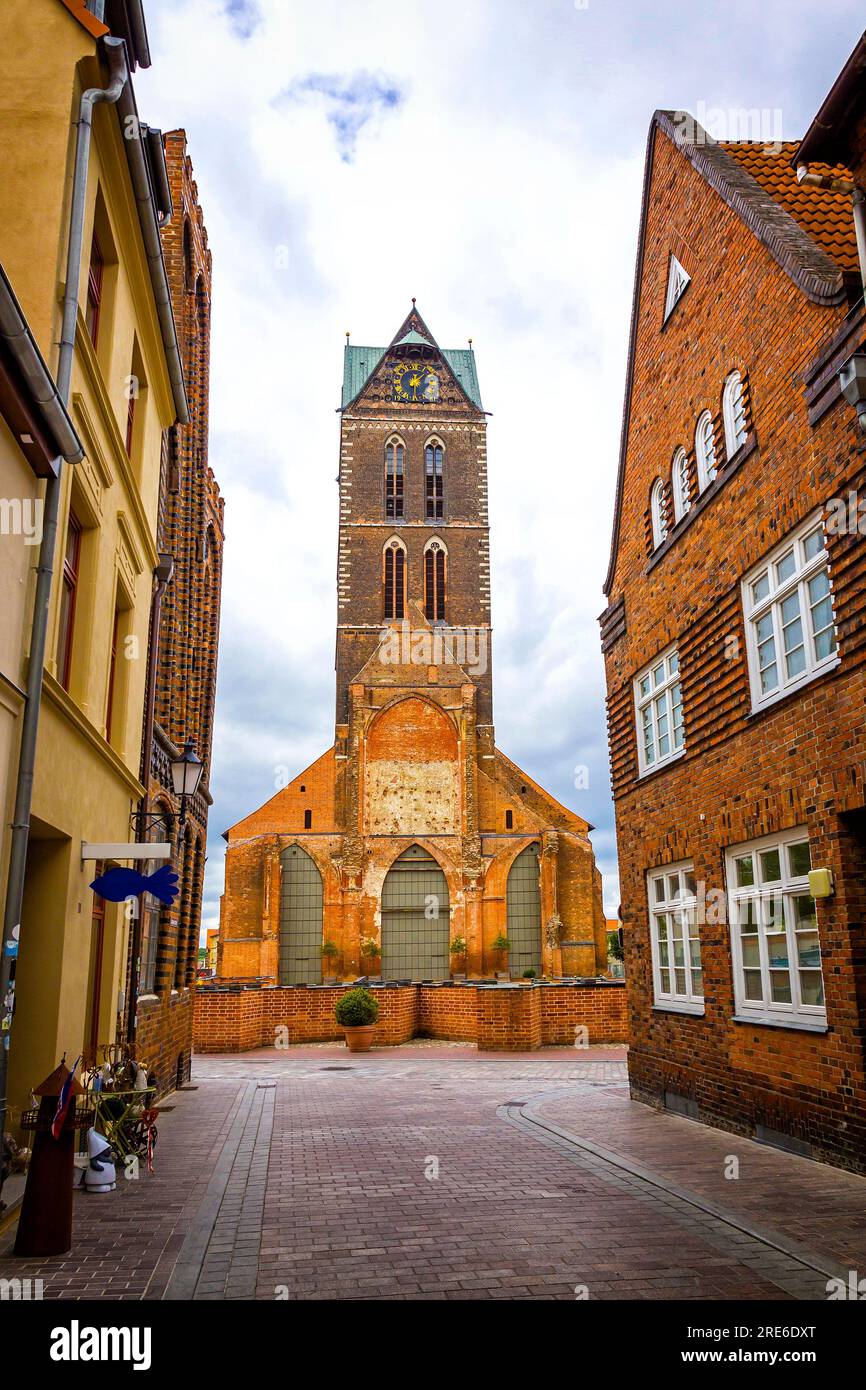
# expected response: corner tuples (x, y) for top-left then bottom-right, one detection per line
(491, 933), (510, 977)
(449, 936), (467, 975)
(322, 940), (339, 980)
(522, 968), (537, 982)
(335, 986), (380, 1052)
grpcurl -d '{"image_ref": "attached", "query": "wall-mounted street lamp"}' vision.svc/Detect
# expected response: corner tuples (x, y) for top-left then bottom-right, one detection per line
(838, 353), (866, 430)
(170, 740), (204, 828)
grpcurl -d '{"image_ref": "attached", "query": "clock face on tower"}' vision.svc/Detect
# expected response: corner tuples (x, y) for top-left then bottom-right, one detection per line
(392, 360), (441, 404)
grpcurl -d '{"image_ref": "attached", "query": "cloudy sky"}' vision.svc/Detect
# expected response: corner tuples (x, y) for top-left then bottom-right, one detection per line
(137, 0), (863, 935)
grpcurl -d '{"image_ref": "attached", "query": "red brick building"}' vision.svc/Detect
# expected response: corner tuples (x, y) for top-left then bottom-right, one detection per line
(127, 131), (223, 1093)
(217, 306), (608, 990)
(600, 62), (866, 1171)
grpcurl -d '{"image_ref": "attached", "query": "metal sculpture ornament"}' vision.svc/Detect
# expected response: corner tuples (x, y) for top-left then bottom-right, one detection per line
(89, 864), (179, 905)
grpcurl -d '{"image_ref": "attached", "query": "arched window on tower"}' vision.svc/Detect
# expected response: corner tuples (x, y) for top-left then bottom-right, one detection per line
(384, 537), (406, 620)
(385, 437), (404, 520)
(424, 538), (446, 622)
(425, 438), (444, 520)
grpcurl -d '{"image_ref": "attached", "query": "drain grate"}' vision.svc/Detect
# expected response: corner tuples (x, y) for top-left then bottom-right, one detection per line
(320, 1065), (354, 1072)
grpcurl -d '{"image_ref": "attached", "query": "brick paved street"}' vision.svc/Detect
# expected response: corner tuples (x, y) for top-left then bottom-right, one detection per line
(2, 1042), (864, 1301)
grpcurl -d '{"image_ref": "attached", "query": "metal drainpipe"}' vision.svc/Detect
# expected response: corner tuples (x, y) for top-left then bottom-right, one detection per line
(0, 38), (128, 1182)
(126, 554), (173, 1045)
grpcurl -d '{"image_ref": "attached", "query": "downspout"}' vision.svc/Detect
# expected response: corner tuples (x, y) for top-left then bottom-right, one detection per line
(126, 553), (173, 1045)
(796, 164), (866, 297)
(0, 37), (128, 1176)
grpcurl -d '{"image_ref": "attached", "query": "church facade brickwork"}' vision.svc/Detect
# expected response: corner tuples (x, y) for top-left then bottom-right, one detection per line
(216, 307), (608, 995)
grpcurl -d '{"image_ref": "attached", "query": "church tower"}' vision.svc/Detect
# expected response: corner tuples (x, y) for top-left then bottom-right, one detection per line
(335, 302), (492, 729)
(218, 307), (609, 987)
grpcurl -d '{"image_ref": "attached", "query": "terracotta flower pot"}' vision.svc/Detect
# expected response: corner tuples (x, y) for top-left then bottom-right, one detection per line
(343, 1025), (375, 1052)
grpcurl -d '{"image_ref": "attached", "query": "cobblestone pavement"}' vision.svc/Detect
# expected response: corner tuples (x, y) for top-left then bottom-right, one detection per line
(1, 1042), (863, 1301)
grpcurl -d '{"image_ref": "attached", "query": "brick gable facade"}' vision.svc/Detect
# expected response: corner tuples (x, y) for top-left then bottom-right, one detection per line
(601, 110), (866, 1172)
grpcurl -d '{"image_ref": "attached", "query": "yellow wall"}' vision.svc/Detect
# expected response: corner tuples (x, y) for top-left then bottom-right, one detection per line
(0, 1), (179, 1116)
(0, 420), (41, 935)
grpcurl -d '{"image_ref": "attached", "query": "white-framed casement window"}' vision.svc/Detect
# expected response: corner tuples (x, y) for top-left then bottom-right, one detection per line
(671, 447), (691, 522)
(726, 828), (825, 1030)
(647, 861), (703, 1013)
(634, 646), (685, 775)
(722, 370), (748, 458)
(742, 511), (839, 712)
(650, 478), (668, 549)
(694, 410), (716, 494)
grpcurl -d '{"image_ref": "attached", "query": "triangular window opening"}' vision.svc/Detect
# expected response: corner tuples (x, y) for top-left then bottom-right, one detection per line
(664, 254), (691, 323)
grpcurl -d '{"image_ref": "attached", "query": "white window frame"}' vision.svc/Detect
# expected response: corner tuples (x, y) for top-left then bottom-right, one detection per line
(634, 645), (685, 776)
(742, 510), (840, 713)
(671, 447), (691, 522)
(725, 828), (826, 1030)
(694, 410), (716, 494)
(722, 370), (748, 458)
(647, 860), (703, 1014)
(650, 478), (668, 549)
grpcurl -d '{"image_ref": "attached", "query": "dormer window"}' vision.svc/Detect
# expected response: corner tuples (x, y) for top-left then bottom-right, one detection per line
(663, 254), (690, 323)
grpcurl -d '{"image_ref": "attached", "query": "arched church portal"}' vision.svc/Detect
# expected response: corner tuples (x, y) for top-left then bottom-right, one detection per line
(506, 844), (542, 976)
(279, 845), (324, 984)
(381, 845), (450, 981)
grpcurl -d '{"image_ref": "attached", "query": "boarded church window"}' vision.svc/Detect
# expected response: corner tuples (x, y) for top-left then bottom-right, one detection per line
(385, 439), (404, 519)
(425, 440), (444, 519)
(424, 541), (445, 621)
(384, 539), (406, 620)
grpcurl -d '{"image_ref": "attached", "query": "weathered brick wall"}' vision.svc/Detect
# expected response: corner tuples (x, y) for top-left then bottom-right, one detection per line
(194, 981), (626, 1053)
(600, 118), (866, 1172)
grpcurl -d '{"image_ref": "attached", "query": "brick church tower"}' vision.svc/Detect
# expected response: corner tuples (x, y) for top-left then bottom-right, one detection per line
(218, 306), (608, 983)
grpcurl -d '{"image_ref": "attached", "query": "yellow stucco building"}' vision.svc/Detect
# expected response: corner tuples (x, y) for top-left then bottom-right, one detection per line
(0, 0), (187, 1123)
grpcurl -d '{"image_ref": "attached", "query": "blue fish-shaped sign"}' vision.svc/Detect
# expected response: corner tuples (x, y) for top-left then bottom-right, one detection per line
(90, 864), (179, 906)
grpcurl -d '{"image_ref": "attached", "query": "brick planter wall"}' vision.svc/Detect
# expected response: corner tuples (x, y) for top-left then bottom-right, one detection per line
(193, 980), (627, 1053)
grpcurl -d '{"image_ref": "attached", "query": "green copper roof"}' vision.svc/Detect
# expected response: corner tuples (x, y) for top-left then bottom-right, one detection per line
(395, 328), (430, 347)
(341, 343), (483, 410)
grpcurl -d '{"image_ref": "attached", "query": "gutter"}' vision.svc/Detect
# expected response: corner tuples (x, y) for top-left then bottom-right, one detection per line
(0, 264), (84, 463)
(115, 79), (189, 423)
(126, 0), (151, 69)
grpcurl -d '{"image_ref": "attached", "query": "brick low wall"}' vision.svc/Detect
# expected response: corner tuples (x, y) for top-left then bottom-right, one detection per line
(193, 981), (627, 1053)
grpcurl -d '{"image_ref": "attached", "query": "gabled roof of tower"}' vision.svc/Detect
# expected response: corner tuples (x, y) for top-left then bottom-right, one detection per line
(341, 303), (483, 410)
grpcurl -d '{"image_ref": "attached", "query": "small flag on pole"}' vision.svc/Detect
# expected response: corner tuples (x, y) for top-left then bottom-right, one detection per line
(51, 1055), (80, 1139)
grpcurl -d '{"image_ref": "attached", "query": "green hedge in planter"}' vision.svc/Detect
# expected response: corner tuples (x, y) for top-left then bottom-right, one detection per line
(335, 987), (380, 1027)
